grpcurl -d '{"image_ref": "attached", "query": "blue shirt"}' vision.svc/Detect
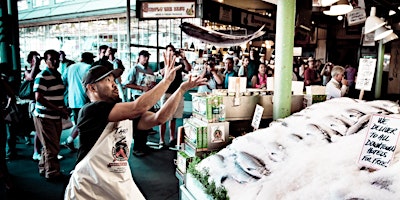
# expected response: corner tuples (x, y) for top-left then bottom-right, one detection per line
(224, 70), (237, 89)
(62, 62), (91, 108)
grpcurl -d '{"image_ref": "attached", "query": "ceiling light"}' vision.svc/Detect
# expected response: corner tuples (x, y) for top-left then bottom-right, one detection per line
(323, 0), (353, 16)
(337, 15), (343, 21)
(374, 26), (393, 41)
(383, 32), (399, 44)
(320, 0), (339, 7)
(389, 10), (396, 16)
(364, 7), (386, 34)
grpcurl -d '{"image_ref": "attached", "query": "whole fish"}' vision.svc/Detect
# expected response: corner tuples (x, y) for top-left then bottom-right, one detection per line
(179, 22), (266, 47)
(235, 151), (270, 178)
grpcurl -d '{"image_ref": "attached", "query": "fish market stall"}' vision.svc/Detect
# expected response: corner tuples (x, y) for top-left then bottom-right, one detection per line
(182, 97), (400, 200)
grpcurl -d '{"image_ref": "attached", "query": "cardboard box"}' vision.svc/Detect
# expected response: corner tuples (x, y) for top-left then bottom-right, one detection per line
(192, 94), (223, 123)
(177, 151), (193, 174)
(183, 141), (208, 157)
(195, 120), (230, 151)
(303, 94), (327, 107)
(183, 118), (206, 148)
(306, 85), (326, 95)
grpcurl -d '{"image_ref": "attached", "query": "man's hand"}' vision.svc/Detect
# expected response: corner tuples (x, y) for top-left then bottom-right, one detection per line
(179, 74), (208, 92)
(162, 51), (181, 83)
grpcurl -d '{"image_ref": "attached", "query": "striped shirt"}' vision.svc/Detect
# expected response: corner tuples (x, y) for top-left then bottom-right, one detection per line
(33, 67), (66, 119)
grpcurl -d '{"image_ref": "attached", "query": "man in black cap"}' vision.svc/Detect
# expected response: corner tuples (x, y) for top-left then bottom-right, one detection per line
(64, 53), (207, 199)
(124, 50), (157, 156)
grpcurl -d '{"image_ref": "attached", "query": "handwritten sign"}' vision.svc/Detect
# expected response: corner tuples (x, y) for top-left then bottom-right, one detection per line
(140, 2), (195, 19)
(358, 115), (400, 170)
(355, 58), (376, 91)
(347, 8), (366, 26)
(251, 104), (264, 130)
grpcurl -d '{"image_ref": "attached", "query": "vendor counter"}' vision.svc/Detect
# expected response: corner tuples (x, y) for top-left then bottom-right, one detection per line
(190, 90), (304, 136)
(223, 94), (304, 121)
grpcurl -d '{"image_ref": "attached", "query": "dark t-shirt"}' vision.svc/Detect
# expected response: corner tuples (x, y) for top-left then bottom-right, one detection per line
(247, 59), (260, 87)
(159, 61), (185, 94)
(75, 101), (140, 164)
(92, 56), (113, 71)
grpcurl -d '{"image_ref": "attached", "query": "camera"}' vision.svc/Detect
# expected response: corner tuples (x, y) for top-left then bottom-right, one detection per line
(35, 56), (42, 61)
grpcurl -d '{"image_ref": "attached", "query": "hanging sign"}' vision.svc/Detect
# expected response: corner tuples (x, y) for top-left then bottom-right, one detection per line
(140, 1), (195, 19)
(358, 115), (400, 170)
(355, 58), (376, 91)
(347, 8), (366, 26)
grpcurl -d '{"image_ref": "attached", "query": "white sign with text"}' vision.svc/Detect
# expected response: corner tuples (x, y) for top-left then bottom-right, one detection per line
(141, 2), (195, 18)
(355, 58), (376, 91)
(251, 104), (264, 130)
(358, 115), (400, 170)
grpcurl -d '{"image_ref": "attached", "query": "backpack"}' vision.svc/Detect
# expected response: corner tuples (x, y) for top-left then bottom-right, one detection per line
(19, 80), (35, 100)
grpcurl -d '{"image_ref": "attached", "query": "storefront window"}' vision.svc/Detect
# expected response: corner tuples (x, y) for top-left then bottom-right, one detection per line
(17, 0), (29, 10)
(32, 0), (50, 7)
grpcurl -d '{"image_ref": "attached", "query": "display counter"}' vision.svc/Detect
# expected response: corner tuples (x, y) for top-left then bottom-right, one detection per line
(223, 94), (304, 120)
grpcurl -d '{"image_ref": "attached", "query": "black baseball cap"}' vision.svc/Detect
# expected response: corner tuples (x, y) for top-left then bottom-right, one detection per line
(81, 52), (96, 60)
(82, 65), (123, 87)
(139, 50), (151, 57)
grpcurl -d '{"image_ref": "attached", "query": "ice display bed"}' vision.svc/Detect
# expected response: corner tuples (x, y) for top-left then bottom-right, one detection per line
(193, 97), (400, 200)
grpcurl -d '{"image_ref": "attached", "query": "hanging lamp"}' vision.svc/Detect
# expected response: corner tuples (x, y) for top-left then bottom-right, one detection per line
(374, 26), (393, 41)
(320, 0), (339, 7)
(383, 32), (399, 44)
(364, 7), (385, 34)
(323, 0), (353, 16)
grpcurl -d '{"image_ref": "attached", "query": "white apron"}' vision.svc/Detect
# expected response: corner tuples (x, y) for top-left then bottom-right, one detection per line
(64, 119), (146, 200)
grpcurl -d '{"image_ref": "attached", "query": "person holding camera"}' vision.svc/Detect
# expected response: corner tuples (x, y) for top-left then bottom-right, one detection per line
(320, 62), (334, 86)
(197, 57), (223, 93)
(158, 44), (192, 149)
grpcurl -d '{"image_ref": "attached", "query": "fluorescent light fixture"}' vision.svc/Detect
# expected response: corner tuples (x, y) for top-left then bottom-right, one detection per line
(364, 7), (386, 34)
(374, 26), (393, 41)
(323, 0), (353, 16)
(383, 32), (399, 44)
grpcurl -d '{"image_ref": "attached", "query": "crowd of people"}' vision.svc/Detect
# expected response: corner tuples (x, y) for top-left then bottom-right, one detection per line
(1, 44), (361, 198)
(0, 44), (208, 199)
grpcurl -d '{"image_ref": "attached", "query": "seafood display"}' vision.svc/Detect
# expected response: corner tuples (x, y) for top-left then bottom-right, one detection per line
(195, 97), (400, 199)
(179, 22), (266, 47)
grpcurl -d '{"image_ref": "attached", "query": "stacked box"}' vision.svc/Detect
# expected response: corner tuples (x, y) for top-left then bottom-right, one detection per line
(193, 119), (230, 151)
(183, 118), (205, 149)
(191, 94), (223, 123)
(177, 151), (193, 174)
(303, 94), (327, 107)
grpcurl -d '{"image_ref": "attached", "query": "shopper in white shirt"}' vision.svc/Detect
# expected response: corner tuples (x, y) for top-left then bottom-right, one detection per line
(325, 65), (348, 100)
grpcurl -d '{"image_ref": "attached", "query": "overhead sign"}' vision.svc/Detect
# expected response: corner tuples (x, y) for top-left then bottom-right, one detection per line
(140, 1), (195, 19)
(355, 58), (376, 91)
(358, 115), (400, 170)
(347, 8), (366, 26)
(241, 12), (275, 31)
(219, 6), (232, 22)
